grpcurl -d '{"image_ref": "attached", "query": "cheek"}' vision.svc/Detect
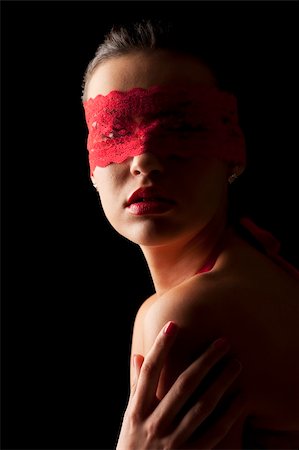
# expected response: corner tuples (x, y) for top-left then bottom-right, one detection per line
(98, 190), (114, 216)
(178, 163), (228, 210)
(200, 171), (227, 201)
(98, 183), (121, 217)
(97, 172), (133, 234)
(93, 170), (121, 217)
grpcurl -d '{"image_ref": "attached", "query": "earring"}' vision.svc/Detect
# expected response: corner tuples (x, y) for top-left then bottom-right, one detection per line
(92, 181), (97, 189)
(228, 172), (238, 184)
(228, 165), (241, 184)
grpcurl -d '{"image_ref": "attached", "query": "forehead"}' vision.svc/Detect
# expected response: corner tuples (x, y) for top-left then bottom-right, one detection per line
(86, 50), (216, 99)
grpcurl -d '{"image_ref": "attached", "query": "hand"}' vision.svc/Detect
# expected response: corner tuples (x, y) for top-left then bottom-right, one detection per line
(116, 321), (245, 450)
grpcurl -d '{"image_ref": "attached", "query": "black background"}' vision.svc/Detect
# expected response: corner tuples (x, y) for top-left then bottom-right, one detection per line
(1, 1), (299, 449)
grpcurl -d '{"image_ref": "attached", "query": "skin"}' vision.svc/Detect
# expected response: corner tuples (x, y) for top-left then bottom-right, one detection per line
(117, 322), (245, 449)
(86, 50), (299, 448)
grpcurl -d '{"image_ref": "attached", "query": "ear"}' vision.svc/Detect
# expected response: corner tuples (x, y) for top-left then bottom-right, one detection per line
(91, 175), (97, 189)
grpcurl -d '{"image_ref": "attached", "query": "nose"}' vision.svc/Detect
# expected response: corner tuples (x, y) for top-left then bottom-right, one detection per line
(130, 152), (164, 177)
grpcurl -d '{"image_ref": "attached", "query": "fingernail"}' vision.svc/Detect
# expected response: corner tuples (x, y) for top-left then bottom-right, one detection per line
(213, 337), (230, 351)
(163, 321), (177, 336)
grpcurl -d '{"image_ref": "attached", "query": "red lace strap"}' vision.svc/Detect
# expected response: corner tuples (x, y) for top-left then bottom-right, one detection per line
(196, 256), (218, 274)
(195, 232), (229, 274)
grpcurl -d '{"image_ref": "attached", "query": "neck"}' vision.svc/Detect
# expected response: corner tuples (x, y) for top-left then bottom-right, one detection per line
(140, 213), (228, 296)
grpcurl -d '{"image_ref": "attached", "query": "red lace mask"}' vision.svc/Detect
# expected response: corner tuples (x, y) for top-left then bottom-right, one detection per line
(83, 84), (246, 176)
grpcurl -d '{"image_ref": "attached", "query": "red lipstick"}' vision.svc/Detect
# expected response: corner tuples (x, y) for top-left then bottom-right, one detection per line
(126, 187), (175, 215)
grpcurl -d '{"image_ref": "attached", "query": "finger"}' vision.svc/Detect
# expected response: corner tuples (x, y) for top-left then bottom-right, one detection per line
(171, 358), (242, 443)
(132, 321), (178, 413)
(131, 354), (144, 395)
(134, 354), (144, 382)
(191, 392), (246, 449)
(152, 337), (231, 430)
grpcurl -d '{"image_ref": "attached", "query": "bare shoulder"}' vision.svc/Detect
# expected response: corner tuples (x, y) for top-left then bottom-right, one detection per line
(142, 235), (299, 432)
(142, 271), (245, 394)
(141, 251), (248, 358)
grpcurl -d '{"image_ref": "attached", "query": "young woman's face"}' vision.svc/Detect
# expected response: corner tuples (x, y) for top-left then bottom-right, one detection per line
(86, 50), (230, 246)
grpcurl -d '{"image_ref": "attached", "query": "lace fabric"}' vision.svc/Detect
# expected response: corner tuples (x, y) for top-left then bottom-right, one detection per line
(83, 84), (246, 175)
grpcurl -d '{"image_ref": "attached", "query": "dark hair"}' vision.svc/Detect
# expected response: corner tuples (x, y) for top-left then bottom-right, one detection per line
(81, 18), (241, 101)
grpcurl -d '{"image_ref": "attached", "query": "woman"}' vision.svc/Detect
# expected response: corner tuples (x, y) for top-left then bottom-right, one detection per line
(82, 19), (299, 448)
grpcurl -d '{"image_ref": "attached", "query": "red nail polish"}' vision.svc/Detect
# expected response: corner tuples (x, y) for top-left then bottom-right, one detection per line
(164, 321), (177, 336)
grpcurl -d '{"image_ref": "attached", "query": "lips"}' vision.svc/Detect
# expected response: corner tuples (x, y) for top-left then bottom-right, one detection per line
(126, 187), (174, 206)
(126, 187), (175, 215)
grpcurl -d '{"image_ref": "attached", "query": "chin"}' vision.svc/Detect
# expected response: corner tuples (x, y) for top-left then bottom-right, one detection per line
(121, 221), (196, 247)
